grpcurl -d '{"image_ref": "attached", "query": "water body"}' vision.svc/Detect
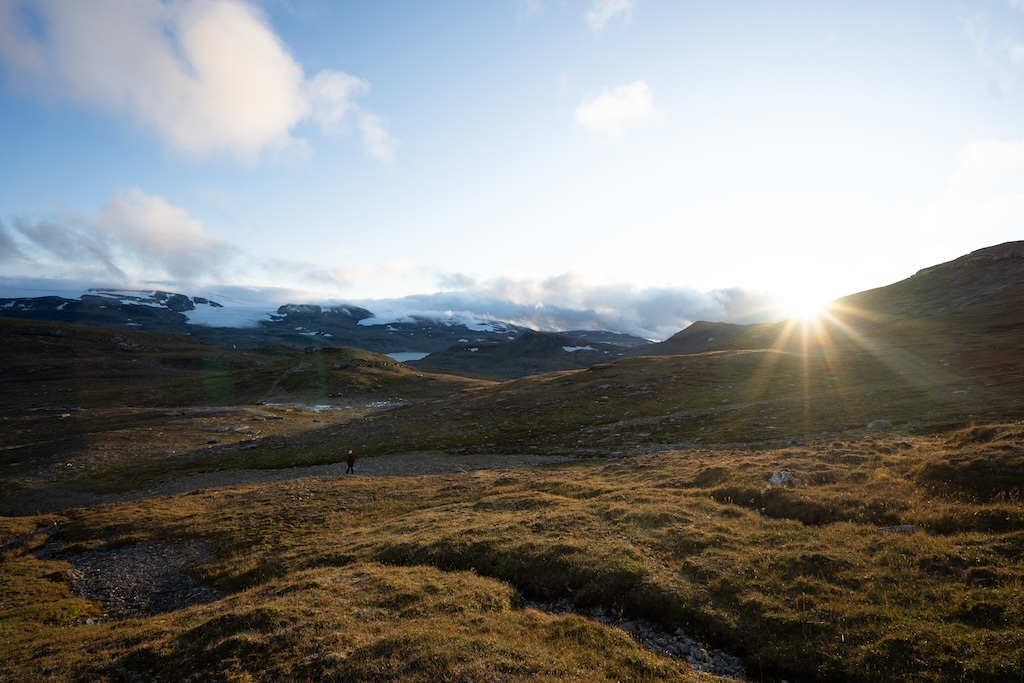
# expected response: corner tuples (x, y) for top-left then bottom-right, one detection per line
(386, 352), (430, 362)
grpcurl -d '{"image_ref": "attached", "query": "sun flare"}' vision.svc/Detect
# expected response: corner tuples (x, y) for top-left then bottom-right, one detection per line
(781, 291), (834, 321)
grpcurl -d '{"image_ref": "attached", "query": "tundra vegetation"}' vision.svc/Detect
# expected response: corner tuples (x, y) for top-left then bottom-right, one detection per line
(1, 262), (1023, 682)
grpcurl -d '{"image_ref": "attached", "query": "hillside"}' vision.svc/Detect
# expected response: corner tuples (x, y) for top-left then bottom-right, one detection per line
(0, 317), (487, 411)
(410, 329), (633, 379)
(1, 242), (1023, 681)
(629, 320), (757, 357)
(253, 242), (1024, 460)
(837, 240), (1024, 317)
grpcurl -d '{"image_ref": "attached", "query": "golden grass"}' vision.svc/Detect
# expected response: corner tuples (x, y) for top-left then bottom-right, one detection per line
(3, 423), (1023, 681)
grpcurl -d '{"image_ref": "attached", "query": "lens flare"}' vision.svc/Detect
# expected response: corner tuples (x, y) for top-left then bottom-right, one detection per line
(782, 291), (834, 321)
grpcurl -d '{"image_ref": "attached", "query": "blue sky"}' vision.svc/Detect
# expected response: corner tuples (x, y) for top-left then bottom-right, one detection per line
(1, 0), (1023, 339)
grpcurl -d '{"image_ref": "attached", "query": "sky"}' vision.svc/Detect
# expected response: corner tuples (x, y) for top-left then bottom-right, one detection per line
(1, 0), (1023, 340)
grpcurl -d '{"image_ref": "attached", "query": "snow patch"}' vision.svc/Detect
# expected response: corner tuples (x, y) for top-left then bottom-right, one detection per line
(562, 345), (596, 353)
(355, 303), (517, 334)
(183, 299), (275, 328)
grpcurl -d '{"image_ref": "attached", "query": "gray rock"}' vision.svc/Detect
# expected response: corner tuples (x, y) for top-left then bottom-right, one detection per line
(769, 470), (799, 487)
(867, 419), (894, 431)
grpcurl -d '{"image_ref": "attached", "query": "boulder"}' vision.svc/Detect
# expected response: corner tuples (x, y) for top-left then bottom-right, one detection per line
(867, 419), (894, 431)
(769, 470), (799, 487)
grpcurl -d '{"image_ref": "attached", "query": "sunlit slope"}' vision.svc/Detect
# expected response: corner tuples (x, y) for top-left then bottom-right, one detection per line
(264, 341), (996, 464)
(285, 265), (1024, 458)
(21, 341), (970, 495)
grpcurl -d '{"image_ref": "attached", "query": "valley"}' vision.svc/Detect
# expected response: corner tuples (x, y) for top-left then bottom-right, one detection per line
(1, 242), (1023, 681)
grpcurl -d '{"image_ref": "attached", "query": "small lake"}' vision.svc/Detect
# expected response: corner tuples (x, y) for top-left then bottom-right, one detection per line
(386, 352), (430, 362)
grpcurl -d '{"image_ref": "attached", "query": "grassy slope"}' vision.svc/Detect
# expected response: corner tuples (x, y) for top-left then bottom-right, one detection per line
(0, 317), (490, 411)
(0, 317), (491, 500)
(2, 424), (1023, 681)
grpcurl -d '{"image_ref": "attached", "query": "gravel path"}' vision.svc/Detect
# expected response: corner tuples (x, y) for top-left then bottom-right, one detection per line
(5, 452), (579, 516)
(147, 451), (578, 495)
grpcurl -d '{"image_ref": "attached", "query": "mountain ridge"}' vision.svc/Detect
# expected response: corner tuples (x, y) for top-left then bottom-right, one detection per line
(0, 287), (651, 371)
(2, 241), (1022, 379)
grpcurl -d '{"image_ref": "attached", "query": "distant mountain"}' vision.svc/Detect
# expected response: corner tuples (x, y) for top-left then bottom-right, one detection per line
(409, 330), (640, 379)
(0, 288), (529, 356)
(0, 288), (651, 369)
(627, 320), (754, 357)
(5, 242), (1020, 380)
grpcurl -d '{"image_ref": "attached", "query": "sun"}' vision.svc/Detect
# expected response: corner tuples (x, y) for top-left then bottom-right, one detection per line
(781, 290), (834, 321)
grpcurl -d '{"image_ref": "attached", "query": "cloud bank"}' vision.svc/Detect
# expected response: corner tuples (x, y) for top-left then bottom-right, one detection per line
(0, 0), (394, 162)
(365, 273), (783, 340)
(0, 218), (784, 339)
(1, 188), (369, 292)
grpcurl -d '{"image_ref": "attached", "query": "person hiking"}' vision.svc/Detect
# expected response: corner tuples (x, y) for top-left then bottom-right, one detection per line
(346, 449), (356, 474)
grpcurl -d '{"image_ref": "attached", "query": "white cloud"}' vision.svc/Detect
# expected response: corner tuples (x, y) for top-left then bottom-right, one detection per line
(357, 112), (398, 163)
(9, 215), (126, 279)
(586, 0), (635, 33)
(303, 69), (368, 129)
(1, 189), (231, 283)
(0, 0), (393, 163)
(575, 80), (663, 137)
(94, 189), (230, 280)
